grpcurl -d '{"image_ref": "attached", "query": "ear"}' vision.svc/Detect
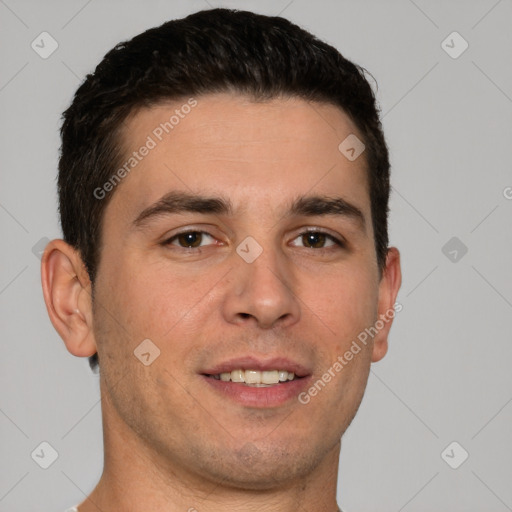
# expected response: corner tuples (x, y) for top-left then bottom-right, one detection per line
(371, 247), (402, 362)
(40, 239), (97, 358)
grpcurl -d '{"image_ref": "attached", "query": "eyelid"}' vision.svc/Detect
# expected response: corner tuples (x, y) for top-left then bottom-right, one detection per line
(160, 223), (221, 240)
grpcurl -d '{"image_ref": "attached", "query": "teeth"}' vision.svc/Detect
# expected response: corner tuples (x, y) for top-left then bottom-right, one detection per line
(231, 369), (244, 382)
(245, 370), (260, 384)
(262, 370), (279, 384)
(214, 369), (298, 385)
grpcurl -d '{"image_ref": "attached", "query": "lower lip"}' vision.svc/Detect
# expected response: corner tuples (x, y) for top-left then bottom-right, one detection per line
(201, 375), (311, 408)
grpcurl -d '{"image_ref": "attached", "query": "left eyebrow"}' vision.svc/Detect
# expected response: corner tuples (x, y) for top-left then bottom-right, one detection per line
(132, 190), (366, 233)
(285, 194), (366, 232)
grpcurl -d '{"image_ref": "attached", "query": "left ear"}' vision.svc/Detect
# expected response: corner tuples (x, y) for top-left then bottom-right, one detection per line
(371, 247), (402, 362)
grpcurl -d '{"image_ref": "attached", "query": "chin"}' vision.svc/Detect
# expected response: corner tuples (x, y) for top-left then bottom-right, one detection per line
(191, 441), (324, 491)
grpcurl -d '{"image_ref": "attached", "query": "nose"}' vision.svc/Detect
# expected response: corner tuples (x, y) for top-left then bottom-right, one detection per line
(221, 242), (301, 330)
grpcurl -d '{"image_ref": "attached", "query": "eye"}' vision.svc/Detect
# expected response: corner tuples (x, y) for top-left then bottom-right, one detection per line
(162, 230), (217, 249)
(291, 230), (345, 250)
(161, 229), (345, 252)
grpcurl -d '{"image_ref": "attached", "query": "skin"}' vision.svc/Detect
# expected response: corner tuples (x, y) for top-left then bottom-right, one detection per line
(41, 93), (401, 512)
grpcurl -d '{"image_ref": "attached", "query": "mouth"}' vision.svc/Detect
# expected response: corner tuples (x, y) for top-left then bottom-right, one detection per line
(200, 357), (312, 408)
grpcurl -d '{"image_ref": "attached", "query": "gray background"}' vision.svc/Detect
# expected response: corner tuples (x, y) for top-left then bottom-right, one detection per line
(1, 0), (511, 511)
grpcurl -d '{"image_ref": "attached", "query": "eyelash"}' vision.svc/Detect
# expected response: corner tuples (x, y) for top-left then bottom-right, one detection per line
(161, 229), (345, 252)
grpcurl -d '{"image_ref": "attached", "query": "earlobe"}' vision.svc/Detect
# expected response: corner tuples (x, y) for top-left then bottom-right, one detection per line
(41, 239), (97, 358)
(371, 247), (402, 363)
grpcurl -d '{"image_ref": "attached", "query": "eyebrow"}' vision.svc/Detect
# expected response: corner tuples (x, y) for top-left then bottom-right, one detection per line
(132, 191), (366, 231)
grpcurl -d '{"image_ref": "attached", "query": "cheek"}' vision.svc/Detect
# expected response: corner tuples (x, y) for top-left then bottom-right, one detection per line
(308, 264), (379, 346)
(104, 255), (216, 344)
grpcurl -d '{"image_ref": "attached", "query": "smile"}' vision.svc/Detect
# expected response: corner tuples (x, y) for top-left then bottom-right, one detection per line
(206, 369), (299, 386)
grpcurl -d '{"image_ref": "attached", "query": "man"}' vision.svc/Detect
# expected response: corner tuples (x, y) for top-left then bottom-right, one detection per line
(41, 8), (401, 512)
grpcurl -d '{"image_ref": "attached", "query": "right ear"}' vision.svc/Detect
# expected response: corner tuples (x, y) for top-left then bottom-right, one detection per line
(40, 239), (97, 358)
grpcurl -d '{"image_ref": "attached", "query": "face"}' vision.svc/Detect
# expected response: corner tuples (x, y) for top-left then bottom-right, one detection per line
(90, 93), (399, 489)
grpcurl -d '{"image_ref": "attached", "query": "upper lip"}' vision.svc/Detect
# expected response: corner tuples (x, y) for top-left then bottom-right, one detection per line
(201, 356), (311, 378)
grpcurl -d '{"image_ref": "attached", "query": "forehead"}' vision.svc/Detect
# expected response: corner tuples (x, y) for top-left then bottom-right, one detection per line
(107, 93), (370, 225)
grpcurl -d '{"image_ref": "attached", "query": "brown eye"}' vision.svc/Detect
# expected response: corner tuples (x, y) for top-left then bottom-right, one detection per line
(292, 230), (344, 250)
(163, 231), (215, 249)
(302, 232), (327, 248)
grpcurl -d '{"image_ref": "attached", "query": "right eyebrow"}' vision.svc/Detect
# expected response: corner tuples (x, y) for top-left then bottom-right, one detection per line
(132, 191), (233, 228)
